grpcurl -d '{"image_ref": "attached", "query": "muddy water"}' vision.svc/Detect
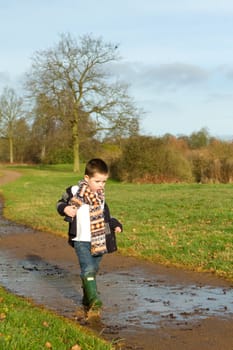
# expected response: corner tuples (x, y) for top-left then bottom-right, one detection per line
(2, 247), (232, 327)
(0, 203), (233, 347)
(1, 249), (233, 335)
(1, 219), (233, 327)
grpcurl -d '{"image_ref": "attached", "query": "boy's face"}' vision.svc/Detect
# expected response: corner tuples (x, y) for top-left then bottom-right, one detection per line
(84, 172), (108, 193)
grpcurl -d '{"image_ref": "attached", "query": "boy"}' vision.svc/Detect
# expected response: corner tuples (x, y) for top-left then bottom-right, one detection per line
(56, 158), (122, 313)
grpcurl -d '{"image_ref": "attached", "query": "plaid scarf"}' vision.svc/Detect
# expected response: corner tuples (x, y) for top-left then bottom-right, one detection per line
(71, 180), (107, 256)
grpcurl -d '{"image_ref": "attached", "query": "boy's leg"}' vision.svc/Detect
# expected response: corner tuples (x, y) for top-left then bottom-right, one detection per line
(73, 241), (102, 309)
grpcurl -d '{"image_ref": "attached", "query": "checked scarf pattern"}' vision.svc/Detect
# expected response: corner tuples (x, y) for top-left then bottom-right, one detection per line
(70, 180), (107, 256)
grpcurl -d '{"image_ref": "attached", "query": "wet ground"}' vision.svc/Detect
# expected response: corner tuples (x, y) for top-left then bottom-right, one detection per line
(0, 171), (233, 349)
(1, 244), (233, 329)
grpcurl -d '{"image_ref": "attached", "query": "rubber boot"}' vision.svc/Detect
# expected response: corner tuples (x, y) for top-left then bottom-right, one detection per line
(81, 285), (89, 308)
(82, 275), (102, 311)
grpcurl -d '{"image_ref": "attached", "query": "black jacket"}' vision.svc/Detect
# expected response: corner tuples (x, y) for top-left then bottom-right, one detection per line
(57, 185), (123, 248)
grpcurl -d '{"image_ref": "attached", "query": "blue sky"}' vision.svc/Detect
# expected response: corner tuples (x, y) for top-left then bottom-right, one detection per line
(1, 0), (233, 138)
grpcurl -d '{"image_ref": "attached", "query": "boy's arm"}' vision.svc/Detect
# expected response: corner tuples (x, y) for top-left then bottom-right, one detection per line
(56, 186), (74, 216)
(104, 203), (123, 232)
(109, 217), (123, 233)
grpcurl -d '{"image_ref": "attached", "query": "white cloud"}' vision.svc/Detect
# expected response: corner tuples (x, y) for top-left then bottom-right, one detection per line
(109, 61), (209, 90)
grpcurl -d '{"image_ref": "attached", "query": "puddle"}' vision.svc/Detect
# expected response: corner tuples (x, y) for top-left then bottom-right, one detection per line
(101, 271), (233, 329)
(0, 251), (81, 315)
(0, 250), (233, 331)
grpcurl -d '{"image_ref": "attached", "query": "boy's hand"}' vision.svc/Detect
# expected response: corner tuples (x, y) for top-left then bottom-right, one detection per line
(64, 205), (77, 218)
(114, 226), (122, 233)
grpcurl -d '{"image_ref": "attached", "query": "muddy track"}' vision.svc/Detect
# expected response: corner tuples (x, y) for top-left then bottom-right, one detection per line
(0, 170), (233, 350)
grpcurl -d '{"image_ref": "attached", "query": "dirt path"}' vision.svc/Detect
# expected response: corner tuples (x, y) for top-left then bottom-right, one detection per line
(0, 170), (233, 350)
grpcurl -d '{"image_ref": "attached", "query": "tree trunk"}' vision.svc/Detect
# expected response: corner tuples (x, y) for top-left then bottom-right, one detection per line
(73, 140), (80, 172)
(72, 116), (80, 173)
(9, 137), (14, 163)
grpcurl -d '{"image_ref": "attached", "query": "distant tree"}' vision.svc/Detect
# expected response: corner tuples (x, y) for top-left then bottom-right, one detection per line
(29, 93), (97, 163)
(187, 127), (210, 149)
(0, 138), (8, 162)
(111, 136), (193, 183)
(0, 87), (23, 163)
(25, 33), (140, 171)
(29, 94), (59, 162)
(14, 118), (31, 163)
(163, 133), (189, 154)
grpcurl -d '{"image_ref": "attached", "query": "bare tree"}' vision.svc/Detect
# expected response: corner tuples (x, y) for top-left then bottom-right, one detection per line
(0, 87), (23, 163)
(25, 33), (140, 172)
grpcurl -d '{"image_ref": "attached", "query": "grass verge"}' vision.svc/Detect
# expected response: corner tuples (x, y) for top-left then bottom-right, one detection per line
(0, 286), (113, 350)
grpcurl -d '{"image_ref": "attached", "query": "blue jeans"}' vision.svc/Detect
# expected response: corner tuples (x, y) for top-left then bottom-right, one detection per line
(73, 241), (102, 278)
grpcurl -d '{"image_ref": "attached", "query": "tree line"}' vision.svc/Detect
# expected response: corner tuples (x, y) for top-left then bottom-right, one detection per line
(111, 130), (233, 184)
(0, 33), (233, 183)
(0, 33), (140, 172)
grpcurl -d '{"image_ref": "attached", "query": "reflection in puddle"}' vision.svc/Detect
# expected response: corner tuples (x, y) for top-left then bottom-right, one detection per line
(0, 252), (81, 314)
(0, 251), (232, 330)
(101, 271), (233, 329)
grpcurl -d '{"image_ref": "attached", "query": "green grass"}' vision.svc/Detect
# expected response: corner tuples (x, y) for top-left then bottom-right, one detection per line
(1, 164), (233, 349)
(0, 286), (113, 350)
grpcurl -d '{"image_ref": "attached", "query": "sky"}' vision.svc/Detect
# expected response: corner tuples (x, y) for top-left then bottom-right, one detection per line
(1, 0), (233, 138)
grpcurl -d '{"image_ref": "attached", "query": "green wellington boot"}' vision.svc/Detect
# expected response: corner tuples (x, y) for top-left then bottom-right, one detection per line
(82, 275), (102, 310)
(81, 285), (89, 308)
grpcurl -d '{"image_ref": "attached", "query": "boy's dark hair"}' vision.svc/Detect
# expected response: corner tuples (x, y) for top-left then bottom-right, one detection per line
(85, 158), (109, 177)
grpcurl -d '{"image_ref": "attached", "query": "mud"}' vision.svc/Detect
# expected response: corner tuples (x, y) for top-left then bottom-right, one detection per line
(0, 170), (233, 349)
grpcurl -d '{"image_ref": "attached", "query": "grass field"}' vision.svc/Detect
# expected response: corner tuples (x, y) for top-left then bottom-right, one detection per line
(0, 163), (233, 349)
(1, 164), (233, 281)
